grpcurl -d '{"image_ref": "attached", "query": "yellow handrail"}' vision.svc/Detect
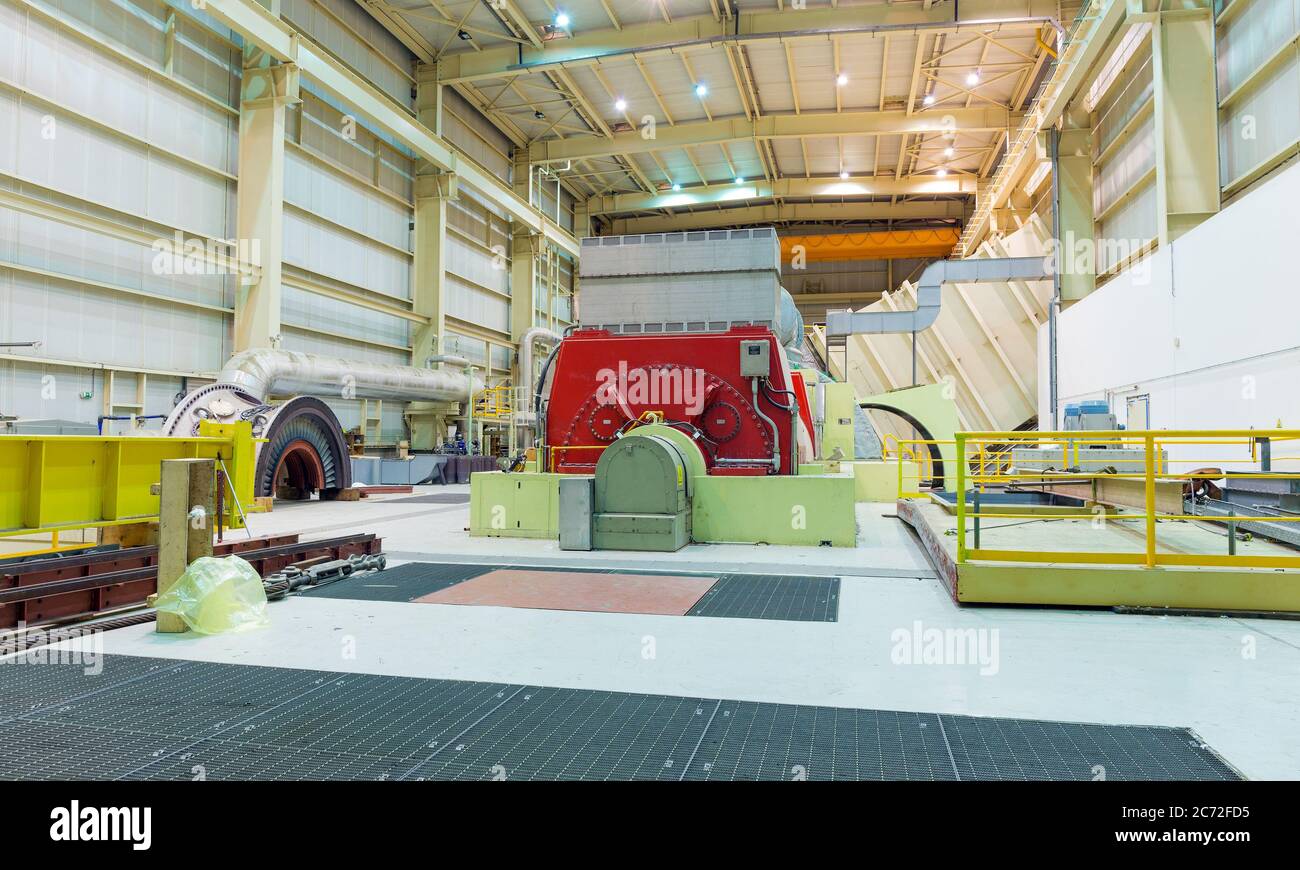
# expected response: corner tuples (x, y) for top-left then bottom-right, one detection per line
(956, 429), (1300, 570)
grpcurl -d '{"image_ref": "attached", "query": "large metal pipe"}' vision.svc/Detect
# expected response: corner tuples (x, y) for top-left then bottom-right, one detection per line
(825, 256), (1052, 337)
(515, 327), (562, 425)
(217, 349), (482, 404)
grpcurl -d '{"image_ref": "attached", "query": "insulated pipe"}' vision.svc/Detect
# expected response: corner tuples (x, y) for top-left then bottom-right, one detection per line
(825, 256), (1053, 337)
(516, 326), (562, 425)
(216, 349), (482, 404)
(426, 354), (471, 368)
(751, 378), (781, 473)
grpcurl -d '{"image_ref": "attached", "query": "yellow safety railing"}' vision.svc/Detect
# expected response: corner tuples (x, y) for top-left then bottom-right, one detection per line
(548, 444), (607, 473)
(473, 385), (514, 421)
(955, 430), (1300, 570)
(884, 435), (945, 499)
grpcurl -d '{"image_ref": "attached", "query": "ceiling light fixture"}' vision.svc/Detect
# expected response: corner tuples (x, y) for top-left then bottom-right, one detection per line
(554, 11), (570, 28)
(967, 70), (981, 86)
(734, 176), (745, 185)
(672, 182), (682, 191)
(695, 83), (708, 97)
(923, 94), (936, 106)
(614, 97), (627, 112)
(836, 72), (848, 87)
(944, 146), (954, 158)
(457, 30), (472, 40)
(840, 170), (850, 180)
(936, 168), (949, 177)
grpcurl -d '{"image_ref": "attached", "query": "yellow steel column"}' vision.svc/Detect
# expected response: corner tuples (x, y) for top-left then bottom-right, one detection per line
(412, 172), (455, 367)
(510, 229), (540, 344)
(955, 433), (968, 563)
(1058, 104), (1095, 302)
(411, 62), (453, 369)
(233, 43), (297, 351)
(408, 64), (456, 450)
(573, 201), (592, 239)
(1150, 4), (1220, 246)
(1144, 432), (1157, 568)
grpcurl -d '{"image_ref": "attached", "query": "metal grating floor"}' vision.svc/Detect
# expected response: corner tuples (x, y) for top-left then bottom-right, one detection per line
(686, 574), (840, 622)
(0, 656), (1240, 781)
(300, 562), (490, 603)
(307, 562), (840, 622)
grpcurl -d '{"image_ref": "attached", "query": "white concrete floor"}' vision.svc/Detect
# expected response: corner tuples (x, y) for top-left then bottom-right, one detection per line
(55, 486), (1300, 779)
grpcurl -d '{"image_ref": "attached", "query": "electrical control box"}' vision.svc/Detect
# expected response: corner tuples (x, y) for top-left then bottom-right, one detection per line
(739, 340), (771, 377)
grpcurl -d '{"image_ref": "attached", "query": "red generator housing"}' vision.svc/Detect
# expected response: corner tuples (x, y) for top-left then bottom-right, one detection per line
(542, 326), (815, 475)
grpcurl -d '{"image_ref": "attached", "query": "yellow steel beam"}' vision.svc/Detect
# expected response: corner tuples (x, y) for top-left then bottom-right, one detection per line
(605, 200), (970, 232)
(781, 228), (960, 262)
(0, 423), (256, 538)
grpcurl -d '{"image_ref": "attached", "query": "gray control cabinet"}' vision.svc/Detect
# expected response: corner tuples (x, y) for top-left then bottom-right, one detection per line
(558, 476), (594, 550)
(739, 339), (771, 376)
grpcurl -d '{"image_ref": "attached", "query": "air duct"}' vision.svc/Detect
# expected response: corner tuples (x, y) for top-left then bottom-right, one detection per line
(217, 349), (482, 404)
(825, 256), (1052, 336)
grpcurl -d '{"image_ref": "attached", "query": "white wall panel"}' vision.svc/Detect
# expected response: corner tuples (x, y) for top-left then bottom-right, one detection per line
(281, 0), (413, 109)
(284, 148), (410, 251)
(283, 209), (412, 301)
(1054, 161), (1300, 467)
(0, 265), (228, 373)
(445, 275), (509, 335)
(1217, 0), (1300, 188)
(281, 283), (410, 349)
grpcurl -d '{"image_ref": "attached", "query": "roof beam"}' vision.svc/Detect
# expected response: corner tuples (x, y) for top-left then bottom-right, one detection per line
(587, 176), (978, 214)
(606, 201), (971, 233)
(201, 0), (579, 257)
(528, 106), (1019, 162)
(437, 5), (1063, 83)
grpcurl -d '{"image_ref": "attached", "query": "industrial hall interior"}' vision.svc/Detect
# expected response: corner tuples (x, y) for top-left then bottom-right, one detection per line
(1, 0), (1299, 786)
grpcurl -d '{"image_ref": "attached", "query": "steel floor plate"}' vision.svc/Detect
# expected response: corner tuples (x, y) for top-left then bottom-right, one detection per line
(0, 656), (1240, 781)
(307, 562), (841, 622)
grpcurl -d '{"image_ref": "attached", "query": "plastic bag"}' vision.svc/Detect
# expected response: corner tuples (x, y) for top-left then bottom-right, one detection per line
(154, 555), (268, 635)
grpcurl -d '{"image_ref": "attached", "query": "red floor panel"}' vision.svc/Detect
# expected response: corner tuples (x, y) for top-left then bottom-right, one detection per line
(414, 569), (717, 616)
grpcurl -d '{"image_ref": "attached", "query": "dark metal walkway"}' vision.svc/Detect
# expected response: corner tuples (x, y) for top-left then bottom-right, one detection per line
(0, 656), (1240, 781)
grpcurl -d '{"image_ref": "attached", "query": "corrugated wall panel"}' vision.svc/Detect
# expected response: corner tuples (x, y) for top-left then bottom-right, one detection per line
(281, 0), (414, 110)
(0, 0), (237, 428)
(1217, 0), (1300, 189)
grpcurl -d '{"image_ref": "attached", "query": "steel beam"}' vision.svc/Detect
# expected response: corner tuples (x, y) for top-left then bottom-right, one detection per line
(587, 175), (978, 215)
(527, 107), (1020, 163)
(605, 200), (970, 232)
(1149, 5), (1220, 244)
(200, 0), (579, 256)
(234, 56), (296, 351)
(411, 173), (456, 370)
(436, 4), (1062, 83)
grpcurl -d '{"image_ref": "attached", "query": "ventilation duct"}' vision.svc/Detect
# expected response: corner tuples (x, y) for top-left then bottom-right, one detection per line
(826, 256), (1052, 336)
